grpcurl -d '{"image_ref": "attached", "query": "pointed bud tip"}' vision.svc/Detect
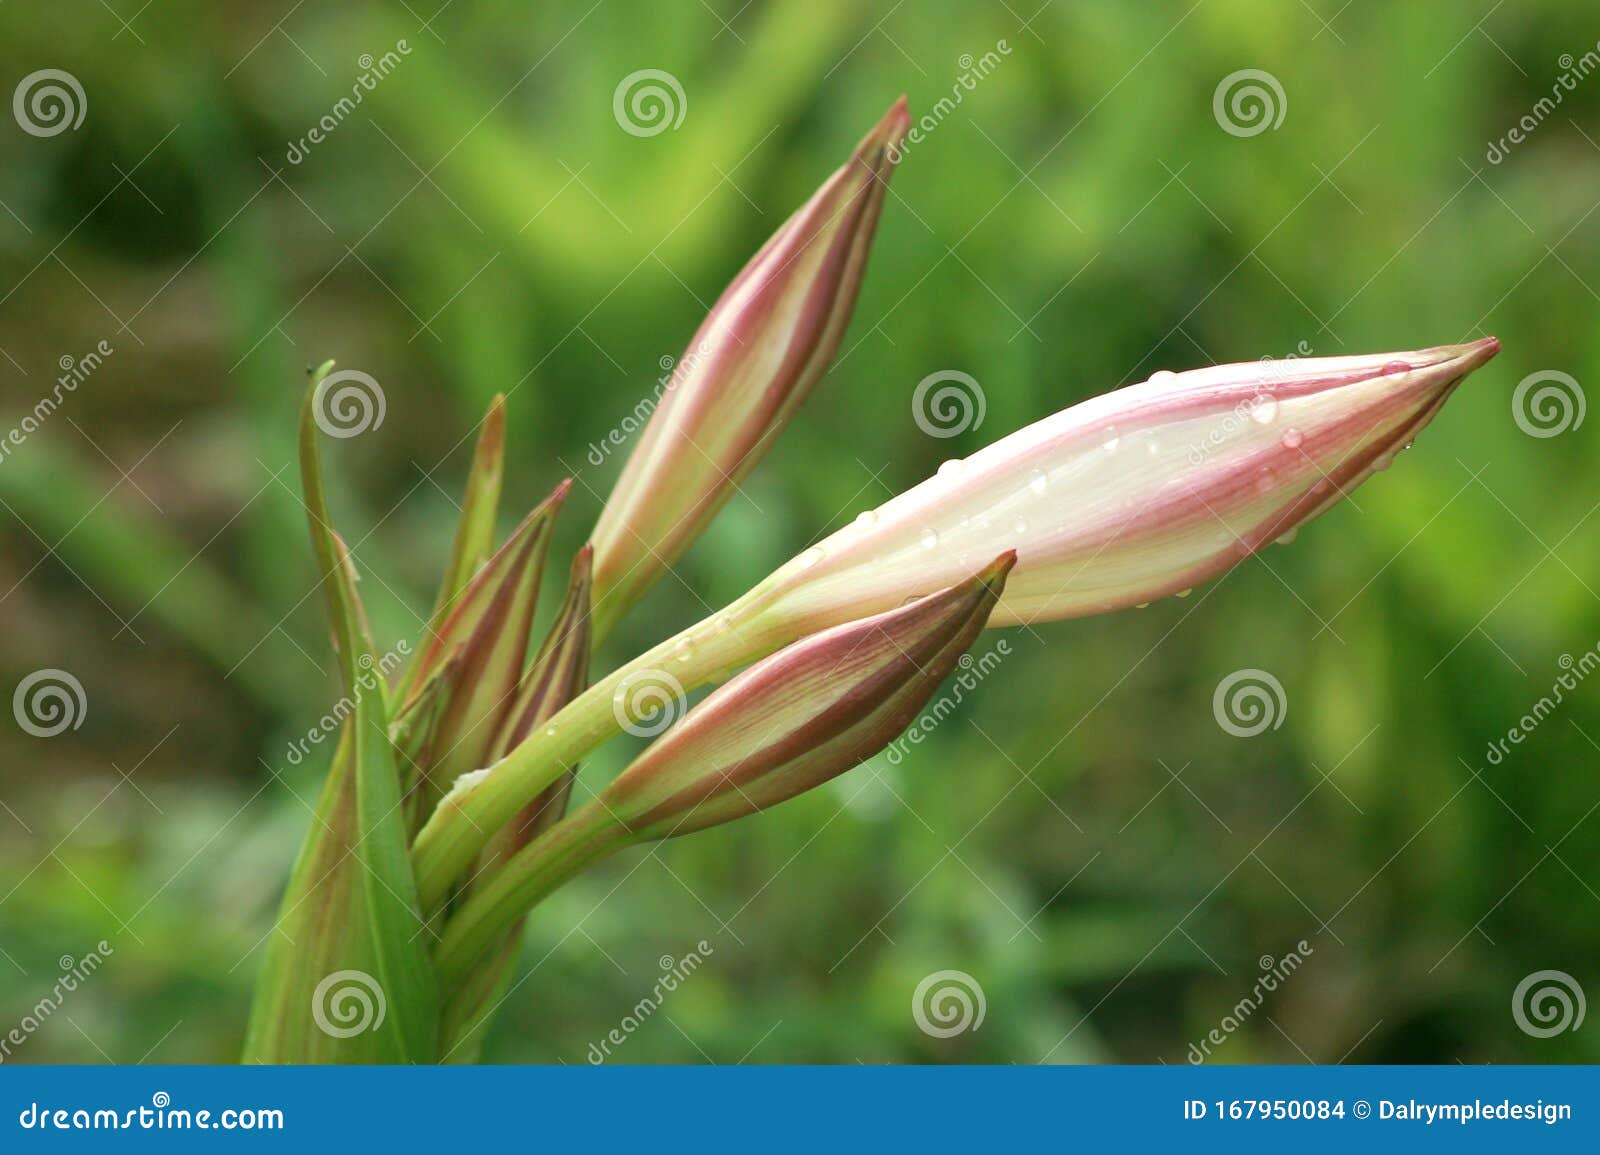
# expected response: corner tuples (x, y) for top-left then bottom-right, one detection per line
(976, 549), (1018, 589)
(1450, 335), (1501, 370)
(857, 97), (912, 168)
(1403, 335), (1501, 377)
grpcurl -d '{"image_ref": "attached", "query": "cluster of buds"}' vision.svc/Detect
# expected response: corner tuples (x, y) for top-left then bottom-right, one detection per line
(246, 96), (1502, 1063)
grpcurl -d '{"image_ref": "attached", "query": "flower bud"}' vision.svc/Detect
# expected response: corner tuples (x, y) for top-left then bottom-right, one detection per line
(393, 481), (567, 824)
(742, 339), (1500, 632)
(433, 551), (1013, 983)
(587, 98), (912, 638)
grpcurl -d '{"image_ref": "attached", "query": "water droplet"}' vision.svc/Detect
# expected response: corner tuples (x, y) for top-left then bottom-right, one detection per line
(1150, 370), (1176, 382)
(798, 547), (824, 569)
(1135, 602), (1150, 609)
(1281, 428), (1304, 450)
(1250, 396), (1279, 425)
(937, 458), (964, 478)
(1028, 469), (1049, 495)
(544, 725), (558, 737)
(854, 509), (878, 528)
(1175, 587), (1192, 598)
(674, 644), (694, 663)
(1381, 360), (1412, 376)
(1011, 516), (1029, 535)
(1371, 451), (1395, 472)
(1145, 440), (1159, 455)
(920, 528), (939, 549)
(1276, 527), (1299, 546)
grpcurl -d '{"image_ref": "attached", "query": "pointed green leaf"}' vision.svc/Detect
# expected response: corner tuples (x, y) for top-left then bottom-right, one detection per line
(240, 363), (438, 1062)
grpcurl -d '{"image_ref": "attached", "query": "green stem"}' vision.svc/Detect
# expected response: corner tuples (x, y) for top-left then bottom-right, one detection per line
(433, 800), (632, 991)
(410, 584), (790, 910)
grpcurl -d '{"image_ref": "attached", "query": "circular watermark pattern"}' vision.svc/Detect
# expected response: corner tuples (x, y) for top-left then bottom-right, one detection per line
(312, 369), (387, 439)
(1512, 969), (1585, 1038)
(13, 668), (87, 737)
(912, 370), (986, 439)
(1212, 668), (1286, 737)
(612, 69), (687, 137)
(13, 69), (86, 138)
(151, 1091), (171, 1109)
(1212, 69), (1286, 137)
(1511, 370), (1584, 438)
(311, 969), (387, 1038)
(612, 668), (688, 738)
(912, 969), (986, 1038)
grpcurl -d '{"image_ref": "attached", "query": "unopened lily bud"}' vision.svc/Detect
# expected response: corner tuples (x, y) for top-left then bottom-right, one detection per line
(587, 98), (912, 638)
(433, 552), (1013, 983)
(393, 481), (567, 825)
(489, 545), (594, 844)
(742, 339), (1500, 632)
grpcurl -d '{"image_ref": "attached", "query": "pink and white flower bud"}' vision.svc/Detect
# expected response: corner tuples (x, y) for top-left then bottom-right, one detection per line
(741, 339), (1500, 631)
(432, 552), (1013, 983)
(587, 98), (912, 638)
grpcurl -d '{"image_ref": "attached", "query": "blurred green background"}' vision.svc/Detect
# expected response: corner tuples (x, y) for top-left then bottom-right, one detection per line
(1, 0), (1597, 1064)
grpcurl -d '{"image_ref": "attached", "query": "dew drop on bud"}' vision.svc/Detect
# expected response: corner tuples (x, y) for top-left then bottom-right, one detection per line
(1371, 451), (1395, 473)
(1381, 361), (1412, 376)
(798, 547), (824, 569)
(1028, 469), (1049, 496)
(1135, 602), (1150, 609)
(1175, 587), (1192, 598)
(1281, 428), (1304, 450)
(937, 458), (964, 478)
(674, 644), (694, 664)
(854, 509), (878, 529)
(545, 725), (558, 737)
(1150, 370), (1176, 382)
(1250, 396), (1279, 425)
(1012, 516), (1029, 535)
(920, 528), (939, 550)
(1276, 527), (1299, 546)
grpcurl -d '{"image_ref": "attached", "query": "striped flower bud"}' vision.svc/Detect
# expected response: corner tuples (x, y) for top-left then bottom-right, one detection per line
(586, 98), (912, 638)
(739, 339), (1501, 633)
(433, 551), (1014, 984)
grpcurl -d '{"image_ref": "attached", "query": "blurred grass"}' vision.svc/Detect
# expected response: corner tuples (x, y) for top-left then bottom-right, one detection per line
(1, 0), (1597, 1063)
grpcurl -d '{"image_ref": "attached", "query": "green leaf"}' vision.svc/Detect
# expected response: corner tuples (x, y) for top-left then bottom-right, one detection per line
(240, 363), (439, 1063)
